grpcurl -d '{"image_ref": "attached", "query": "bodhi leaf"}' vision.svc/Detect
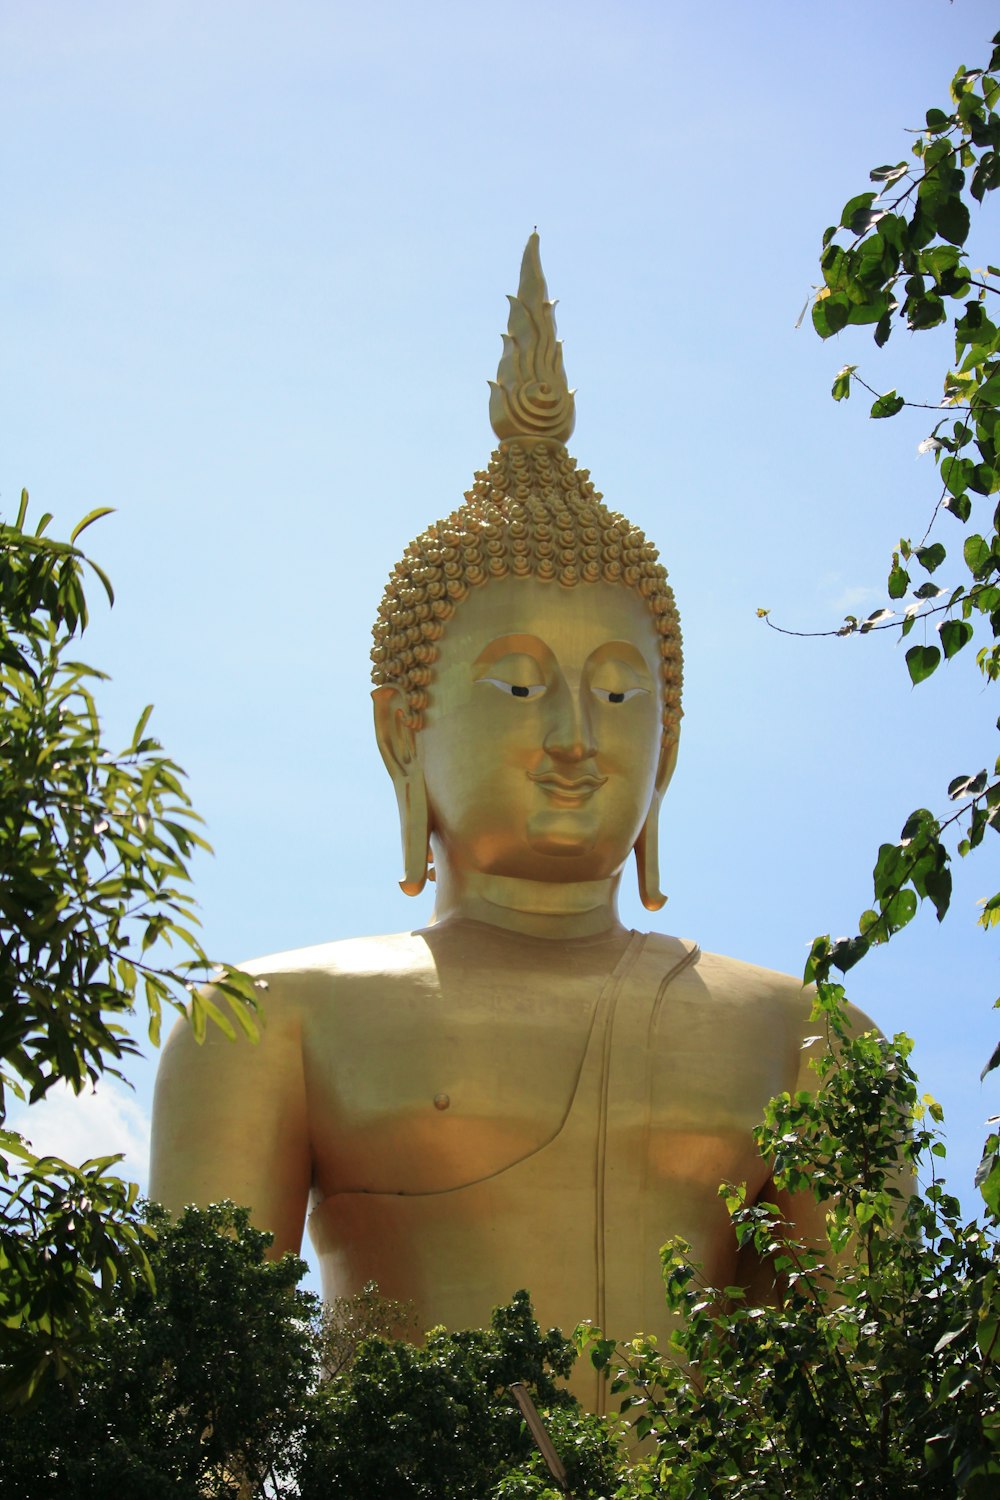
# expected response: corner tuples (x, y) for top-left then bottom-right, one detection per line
(915, 542), (946, 573)
(906, 644), (941, 684)
(964, 533), (993, 577)
(976, 1134), (1000, 1215)
(813, 292), (851, 339)
(939, 618), (974, 658)
(870, 390), (905, 419)
(888, 556), (910, 598)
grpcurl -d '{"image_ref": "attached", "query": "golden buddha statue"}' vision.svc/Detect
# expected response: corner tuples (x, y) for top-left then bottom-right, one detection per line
(150, 236), (867, 1410)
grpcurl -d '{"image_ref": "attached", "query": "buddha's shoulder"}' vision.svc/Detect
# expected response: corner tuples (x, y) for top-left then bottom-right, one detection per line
(642, 931), (803, 996)
(642, 932), (877, 1034)
(237, 930), (434, 990)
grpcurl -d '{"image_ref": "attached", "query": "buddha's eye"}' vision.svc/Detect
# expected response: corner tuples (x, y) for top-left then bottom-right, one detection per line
(591, 686), (646, 705)
(480, 677), (546, 701)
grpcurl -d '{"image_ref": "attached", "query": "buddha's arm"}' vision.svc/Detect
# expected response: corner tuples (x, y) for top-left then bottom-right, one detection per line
(148, 983), (312, 1257)
(740, 997), (886, 1299)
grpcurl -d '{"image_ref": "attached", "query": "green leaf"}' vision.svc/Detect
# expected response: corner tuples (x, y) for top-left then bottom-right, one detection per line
(948, 769), (988, 798)
(976, 1136), (1000, 1215)
(870, 161), (909, 184)
(885, 888), (918, 932)
(944, 491), (973, 521)
(888, 560), (910, 598)
(972, 150), (1000, 201)
(870, 390), (905, 419)
(85, 557), (116, 607)
(906, 644), (941, 684)
(915, 542), (946, 572)
(69, 507), (115, 544)
(840, 191), (876, 232)
(942, 456), (973, 496)
(831, 364), (856, 401)
(829, 935), (870, 973)
(813, 293), (851, 338)
(936, 196), (971, 246)
(939, 618), (974, 658)
(908, 293), (947, 330)
(970, 462), (998, 495)
(964, 533), (993, 575)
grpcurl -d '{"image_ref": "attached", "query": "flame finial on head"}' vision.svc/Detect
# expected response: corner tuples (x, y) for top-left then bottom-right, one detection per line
(489, 233), (576, 445)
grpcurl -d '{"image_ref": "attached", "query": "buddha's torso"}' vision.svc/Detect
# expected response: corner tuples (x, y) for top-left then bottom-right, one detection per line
(238, 921), (813, 1408)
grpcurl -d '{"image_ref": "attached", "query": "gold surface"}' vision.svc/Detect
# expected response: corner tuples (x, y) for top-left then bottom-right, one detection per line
(149, 238), (871, 1411)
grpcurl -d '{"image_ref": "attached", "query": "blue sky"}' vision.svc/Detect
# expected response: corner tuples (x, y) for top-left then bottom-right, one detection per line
(4, 0), (999, 1289)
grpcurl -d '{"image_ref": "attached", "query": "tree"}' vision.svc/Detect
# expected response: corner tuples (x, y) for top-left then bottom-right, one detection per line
(0, 493), (259, 1404)
(765, 37), (1000, 1120)
(572, 34), (1000, 1499)
(0, 1206), (623, 1500)
(314, 1279), (417, 1379)
(297, 1289), (622, 1500)
(579, 1003), (1000, 1497)
(0, 1202), (317, 1498)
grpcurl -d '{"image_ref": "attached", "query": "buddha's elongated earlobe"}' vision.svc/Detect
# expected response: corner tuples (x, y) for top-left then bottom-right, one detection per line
(635, 733), (680, 911)
(400, 777), (431, 897)
(635, 794), (666, 912)
(373, 685), (431, 897)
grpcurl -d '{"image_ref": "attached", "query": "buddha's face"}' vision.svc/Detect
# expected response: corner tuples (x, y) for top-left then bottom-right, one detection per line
(416, 576), (666, 885)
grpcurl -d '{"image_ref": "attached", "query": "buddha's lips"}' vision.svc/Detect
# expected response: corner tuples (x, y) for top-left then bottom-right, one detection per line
(528, 771), (607, 799)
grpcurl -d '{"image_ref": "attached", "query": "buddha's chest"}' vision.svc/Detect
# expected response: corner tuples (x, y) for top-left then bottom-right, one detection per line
(300, 942), (794, 1201)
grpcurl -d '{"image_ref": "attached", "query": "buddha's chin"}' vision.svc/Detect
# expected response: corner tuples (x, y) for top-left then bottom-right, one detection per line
(525, 809), (600, 858)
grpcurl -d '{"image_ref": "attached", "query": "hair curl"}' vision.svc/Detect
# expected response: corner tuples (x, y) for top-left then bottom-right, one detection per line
(371, 440), (683, 743)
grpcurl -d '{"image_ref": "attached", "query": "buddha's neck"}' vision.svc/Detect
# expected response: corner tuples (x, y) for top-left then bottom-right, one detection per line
(430, 864), (626, 940)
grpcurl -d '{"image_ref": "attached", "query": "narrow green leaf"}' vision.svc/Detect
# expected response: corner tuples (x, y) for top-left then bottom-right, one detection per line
(69, 507), (115, 544)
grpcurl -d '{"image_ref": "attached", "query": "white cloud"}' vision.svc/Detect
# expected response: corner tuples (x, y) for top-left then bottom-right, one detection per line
(829, 584), (884, 615)
(7, 1080), (151, 1191)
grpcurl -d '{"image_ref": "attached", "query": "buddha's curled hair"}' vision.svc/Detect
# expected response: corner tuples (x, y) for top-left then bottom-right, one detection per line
(370, 438), (683, 744)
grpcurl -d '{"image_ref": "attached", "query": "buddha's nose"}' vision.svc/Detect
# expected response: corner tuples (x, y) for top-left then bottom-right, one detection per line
(542, 683), (596, 762)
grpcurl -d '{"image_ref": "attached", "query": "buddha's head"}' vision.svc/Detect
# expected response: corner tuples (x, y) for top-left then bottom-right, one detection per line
(371, 235), (682, 917)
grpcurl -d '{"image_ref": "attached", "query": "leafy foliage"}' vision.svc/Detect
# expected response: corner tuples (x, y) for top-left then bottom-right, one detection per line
(579, 990), (1000, 1498)
(0, 1202), (317, 1498)
(0, 1209), (622, 1499)
(0, 494), (260, 1403)
(766, 39), (1000, 1105)
(315, 1278), (417, 1379)
(590, 59), (1000, 1486)
(298, 1289), (622, 1500)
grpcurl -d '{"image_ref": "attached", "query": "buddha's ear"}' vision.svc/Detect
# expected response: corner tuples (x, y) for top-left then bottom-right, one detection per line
(372, 686), (431, 897)
(634, 731), (680, 913)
